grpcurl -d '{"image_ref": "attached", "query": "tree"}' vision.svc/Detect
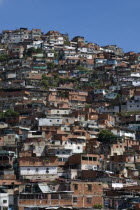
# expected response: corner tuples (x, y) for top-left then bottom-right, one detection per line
(53, 50), (59, 60)
(76, 65), (88, 71)
(41, 78), (49, 90)
(47, 62), (55, 69)
(26, 47), (36, 57)
(0, 54), (9, 62)
(4, 109), (19, 117)
(42, 74), (47, 80)
(36, 48), (43, 53)
(0, 109), (19, 119)
(93, 204), (103, 209)
(26, 47), (43, 57)
(64, 41), (71, 46)
(98, 129), (117, 144)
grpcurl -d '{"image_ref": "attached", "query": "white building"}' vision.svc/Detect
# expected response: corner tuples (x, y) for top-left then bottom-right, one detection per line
(0, 193), (9, 208)
(94, 89), (106, 95)
(126, 100), (140, 112)
(20, 166), (57, 176)
(111, 128), (136, 140)
(132, 81), (140, 86)
(49, 109), (71, 115)
(39, 117), (63, 126)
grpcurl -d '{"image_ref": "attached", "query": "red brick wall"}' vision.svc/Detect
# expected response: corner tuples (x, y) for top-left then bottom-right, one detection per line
(71, 182), (103, 208)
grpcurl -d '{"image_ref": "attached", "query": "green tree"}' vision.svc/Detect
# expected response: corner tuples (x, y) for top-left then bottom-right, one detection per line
(93, 204), (103, 209)
(4, 109), (19, 117)
(64, 40), (71, 46)
(0, 54), (9, 62)
(0, 109), (19, 119)
(26, 47), (43, 57)
(26, 47), (36, 56)
(53, 51), (59, 59)
(98, 129), (117, 144)
(36, 48), (43, 53)
(76, 65), (88, 71)
(42, 74), (47, 80)
(47, 62), (55, 69)
(41, 79), (49, 90)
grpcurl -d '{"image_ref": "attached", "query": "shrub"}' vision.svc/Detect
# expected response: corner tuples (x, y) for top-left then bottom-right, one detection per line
(93, 204), (103, 209)
(98, 129), (117, 144)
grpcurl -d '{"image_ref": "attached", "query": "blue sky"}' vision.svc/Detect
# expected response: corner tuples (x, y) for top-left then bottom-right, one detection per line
(0, 0), (140, 52)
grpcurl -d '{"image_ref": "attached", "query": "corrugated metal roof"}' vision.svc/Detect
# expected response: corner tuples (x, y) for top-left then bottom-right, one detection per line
(38, 183), (52, 193)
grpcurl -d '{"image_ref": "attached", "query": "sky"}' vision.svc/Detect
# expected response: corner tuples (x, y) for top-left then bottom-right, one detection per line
(0, 0), (140, 52)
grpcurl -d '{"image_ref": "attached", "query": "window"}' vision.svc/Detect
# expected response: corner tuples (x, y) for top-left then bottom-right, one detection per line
(58, 158), (62, 162)
(27, 168), (30, 171)
(82, 156), (88, 161)
(63, 158), (68, 161)
(88, 184), (92, 192)
(57, 120), (59, 122)
(3, 200), (7, 203)
(87, 197), (92, 204)
(93, 157), (97, 161)
(74, 184), (78, 190)
(46, 168), (49, 173)
(35, 168), (39, 172)
(89, 157), (92, 161)
(51, 194), (59, 200)
(73, 197), (77, 204)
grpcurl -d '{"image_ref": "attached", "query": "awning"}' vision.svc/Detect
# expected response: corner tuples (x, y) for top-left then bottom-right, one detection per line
(38, 183), (52, 193)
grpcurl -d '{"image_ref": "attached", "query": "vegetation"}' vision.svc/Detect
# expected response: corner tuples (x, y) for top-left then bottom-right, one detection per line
(85, 104), (92, 108)
(118, 111), (140, 117)
(0, 109), (19, 119)
(57, 91), (68, 98)
(54, 51), (59, 60)
(93, 204), (103, 209)
(41, 74), (59, 89)
(41, 73), (79, 90)
(47, 62), (55, 69)
(76, 65), (88, 71)
(98, 129), (117, 144)
(0, 54), (9, 62)
(3, 207), (8, 210)
(26, 47), (43, 57)
(64, 40), (71, 46)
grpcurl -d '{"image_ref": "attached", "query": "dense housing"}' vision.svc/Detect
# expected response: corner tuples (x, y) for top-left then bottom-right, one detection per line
(0, 28), (140, 209)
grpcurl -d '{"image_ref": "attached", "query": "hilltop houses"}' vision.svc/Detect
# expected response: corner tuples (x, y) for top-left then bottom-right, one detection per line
(0, 28), (140, 209)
